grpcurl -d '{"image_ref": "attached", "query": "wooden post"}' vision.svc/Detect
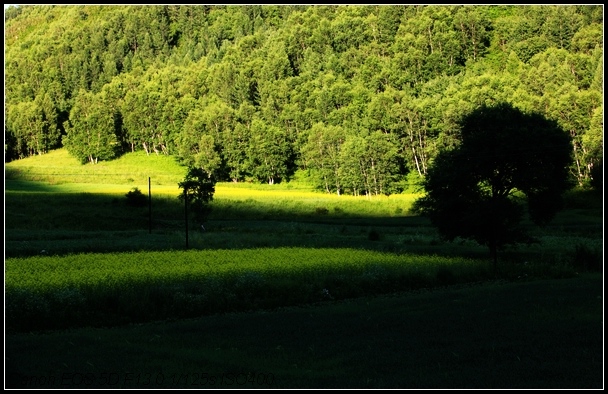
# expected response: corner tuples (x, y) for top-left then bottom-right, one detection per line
(184, 188), (189, 249)
(148, 177), (152, 234)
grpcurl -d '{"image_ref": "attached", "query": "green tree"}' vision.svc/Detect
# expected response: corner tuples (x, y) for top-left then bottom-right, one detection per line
(207, 57), (240, 108)
(222, 102), (256, 182)
(374, 5), (404, 45)
(452, 6), (491, 62)
(365, 130), (400, 196)
(570, 22), (603, 55)
(178, 166), (217, 229)
(393, 5), (462, 85)
(541, 5), (583, 51)
(6, 101), (47, 158)
(545, 82), (602, 186)
(301, 122), (347, 194)
(581, 104), (603, 189)
(62, 90), (119, 164)
(246, 118), (290, 184)
(4, 3), (601, 182)
(413, 103), (573, 271)
(392, 95), (435, 177)
(338, 135), (368, 196)
(176, 100), (227, 178)
(223, 122), (251, 182)
(122, 72), (181, 155)
(337, 132), (399, 196)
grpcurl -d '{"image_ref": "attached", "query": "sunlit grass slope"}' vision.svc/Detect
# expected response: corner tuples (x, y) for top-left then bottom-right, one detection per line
(5, 148), (422, 216)
(5, 148), (187, 186)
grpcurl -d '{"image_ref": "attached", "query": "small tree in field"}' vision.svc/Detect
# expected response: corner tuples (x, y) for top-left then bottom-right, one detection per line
(412, 103), (573, 272)
(178, 167), (216, 229)
(125, 187), (147, 207)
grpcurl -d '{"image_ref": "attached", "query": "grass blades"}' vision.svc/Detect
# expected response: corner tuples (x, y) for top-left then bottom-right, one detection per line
(5, 274), (603, 389)
(6, 248), (491, 332)
(4, 148), (603, 388)
(4, 148), (186, 186)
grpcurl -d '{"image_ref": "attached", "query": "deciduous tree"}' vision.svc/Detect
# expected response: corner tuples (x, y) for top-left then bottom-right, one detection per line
(62, 90), (119, 164)
(178, 166), (216, 228)
(413, 103), (572, 271)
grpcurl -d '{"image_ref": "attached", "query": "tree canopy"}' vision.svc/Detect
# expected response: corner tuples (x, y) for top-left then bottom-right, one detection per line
(178, 166), (216, 228)
(4, 5), (603, 193)
(412, 103), (573, 270)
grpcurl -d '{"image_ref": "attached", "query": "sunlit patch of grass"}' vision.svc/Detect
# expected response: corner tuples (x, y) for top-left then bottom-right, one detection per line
(6, 180), (421, 220)
(212, 186), (421, 218)
(5, 248), (491, 332)
(5, 150), (421, 216)
(5, 148), (187, 185)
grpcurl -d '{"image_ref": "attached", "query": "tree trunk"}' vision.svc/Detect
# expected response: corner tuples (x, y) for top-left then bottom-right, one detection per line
(412, 146), (422, 176)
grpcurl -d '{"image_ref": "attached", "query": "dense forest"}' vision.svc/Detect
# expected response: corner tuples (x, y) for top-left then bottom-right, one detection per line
(4, 5), (603, 195)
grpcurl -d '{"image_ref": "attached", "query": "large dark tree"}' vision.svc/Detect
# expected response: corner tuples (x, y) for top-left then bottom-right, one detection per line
(413, 103), (573, 271)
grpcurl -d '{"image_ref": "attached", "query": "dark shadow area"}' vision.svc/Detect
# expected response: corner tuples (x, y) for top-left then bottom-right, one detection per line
(4, 178), (66, 192)
(5, 187), (436, 257)
(5, 186), (602, 260)
(5, 274), (603, 388)
(5, 184), (602, 358)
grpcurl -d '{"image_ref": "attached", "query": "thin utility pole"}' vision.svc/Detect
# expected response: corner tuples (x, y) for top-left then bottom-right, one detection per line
(148, 177), (152, 234)
(184, 188), (189, 249)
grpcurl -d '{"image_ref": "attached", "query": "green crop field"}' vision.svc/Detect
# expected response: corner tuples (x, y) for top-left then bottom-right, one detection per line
(4, 149), (604, 389)
(5, 4), (604, 387)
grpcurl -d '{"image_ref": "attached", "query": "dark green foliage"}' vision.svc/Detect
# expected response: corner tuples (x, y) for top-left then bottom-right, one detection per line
(4, 129), (20, 163)
(4, 5), (602, 191)
(413, 103), (573, 269)
(314, 207), (329, 215)
(178, 167), (217, 227)
(125, 187), (147, 207)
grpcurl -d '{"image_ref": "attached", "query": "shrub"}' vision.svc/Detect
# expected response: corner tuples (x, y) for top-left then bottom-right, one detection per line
(315, 207), (329, 215)
(125, 187), (147, 207)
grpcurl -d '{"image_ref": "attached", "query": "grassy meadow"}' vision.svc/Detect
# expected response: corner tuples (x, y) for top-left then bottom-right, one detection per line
(4, 149), (604, 388)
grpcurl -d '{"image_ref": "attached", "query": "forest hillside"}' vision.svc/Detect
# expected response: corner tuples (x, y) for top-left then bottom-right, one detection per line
(4, 5), (603, 194)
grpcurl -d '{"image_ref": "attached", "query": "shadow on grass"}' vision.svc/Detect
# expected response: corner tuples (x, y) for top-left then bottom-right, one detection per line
(5, 188), (434, 256)
(5, 186), (602, 269)
(5, 176), (603, 388)
(5, 274), (603, 389)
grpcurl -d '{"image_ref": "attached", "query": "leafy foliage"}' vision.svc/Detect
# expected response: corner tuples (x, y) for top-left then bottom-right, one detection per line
(62, 90), (120, 164)
(125, 187), (148, 207)
(178, 166), (217, 226)
(413, 103), (573, 268)
(4, 5), (602, 191)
